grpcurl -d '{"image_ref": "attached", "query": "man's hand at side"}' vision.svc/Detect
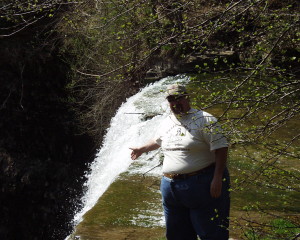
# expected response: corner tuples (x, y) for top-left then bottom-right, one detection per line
(211, 147), (228, 198)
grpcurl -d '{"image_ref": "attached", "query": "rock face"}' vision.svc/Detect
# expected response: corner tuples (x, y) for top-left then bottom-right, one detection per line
(0, 26), (95, 239)
(144, 50), (240, 82)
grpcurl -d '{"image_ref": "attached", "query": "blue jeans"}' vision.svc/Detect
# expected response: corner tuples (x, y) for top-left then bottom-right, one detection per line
(160, 167), (230, 240)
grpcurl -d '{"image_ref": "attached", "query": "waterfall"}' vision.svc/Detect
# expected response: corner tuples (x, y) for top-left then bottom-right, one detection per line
(70, 75), (190, 231)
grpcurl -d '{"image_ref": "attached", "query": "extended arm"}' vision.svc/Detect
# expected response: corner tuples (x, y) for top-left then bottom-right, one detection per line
(130, 139), (160, 160)
(210, 147), (228, 198)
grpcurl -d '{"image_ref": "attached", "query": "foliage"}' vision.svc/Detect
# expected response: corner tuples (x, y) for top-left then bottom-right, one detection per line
(53, 0), (299, 139)
(240, 218), (300, 240)
(1, 0), (299, 239)
(0, 0), (78, 37)
(188, 70), (299, 238)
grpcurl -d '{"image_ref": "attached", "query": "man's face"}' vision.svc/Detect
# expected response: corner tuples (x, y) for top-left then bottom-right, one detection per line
(167, 95), (190, 115)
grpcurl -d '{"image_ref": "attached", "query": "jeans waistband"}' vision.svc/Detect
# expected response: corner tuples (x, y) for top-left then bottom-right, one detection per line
(163, 163), (215, 180)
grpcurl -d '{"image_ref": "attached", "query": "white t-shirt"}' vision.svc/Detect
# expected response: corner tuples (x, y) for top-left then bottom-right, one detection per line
(153, 108), (228, 174)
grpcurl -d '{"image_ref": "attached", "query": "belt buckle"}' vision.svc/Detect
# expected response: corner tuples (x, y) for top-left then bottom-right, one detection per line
(170, 173), (178, 179)
(166, 173), (179, 179)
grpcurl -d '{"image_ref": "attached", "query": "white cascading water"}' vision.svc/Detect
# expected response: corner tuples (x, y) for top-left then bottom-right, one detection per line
(70, 75), (190, 231)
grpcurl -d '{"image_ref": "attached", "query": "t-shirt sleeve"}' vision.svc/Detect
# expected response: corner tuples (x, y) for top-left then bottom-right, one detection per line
(201, 115), (229, 151)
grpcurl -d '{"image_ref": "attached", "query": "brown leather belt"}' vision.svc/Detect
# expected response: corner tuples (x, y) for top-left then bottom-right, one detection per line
(163, 163), (215, 180)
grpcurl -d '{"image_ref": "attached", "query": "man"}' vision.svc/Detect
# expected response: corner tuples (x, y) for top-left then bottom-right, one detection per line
(130, 84), (230, 240)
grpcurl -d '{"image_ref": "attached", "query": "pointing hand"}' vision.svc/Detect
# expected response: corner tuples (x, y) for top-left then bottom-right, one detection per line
(129, 147), (143, 160)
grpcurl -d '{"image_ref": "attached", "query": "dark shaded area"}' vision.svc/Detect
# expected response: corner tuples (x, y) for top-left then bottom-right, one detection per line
(0, 21), (95, 240)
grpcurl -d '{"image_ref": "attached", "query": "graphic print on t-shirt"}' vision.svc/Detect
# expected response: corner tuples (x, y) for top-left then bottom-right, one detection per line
(164, 123), (191, 152)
